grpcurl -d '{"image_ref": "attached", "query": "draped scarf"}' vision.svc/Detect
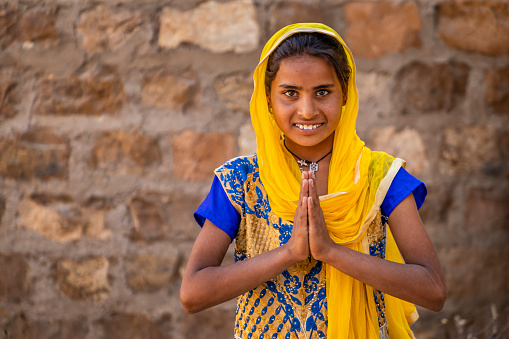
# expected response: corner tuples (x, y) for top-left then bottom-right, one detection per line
(250, 23), (417, 338)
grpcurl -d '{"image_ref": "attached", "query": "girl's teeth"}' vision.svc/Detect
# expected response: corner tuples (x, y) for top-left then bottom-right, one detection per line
(296, 124), (320, 130)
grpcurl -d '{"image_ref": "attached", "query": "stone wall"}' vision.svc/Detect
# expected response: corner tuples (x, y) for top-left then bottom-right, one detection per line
(0, 0), (508, 338)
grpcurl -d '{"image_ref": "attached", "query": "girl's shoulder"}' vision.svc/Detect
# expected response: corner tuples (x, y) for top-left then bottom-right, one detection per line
(214, 154), (259, 187)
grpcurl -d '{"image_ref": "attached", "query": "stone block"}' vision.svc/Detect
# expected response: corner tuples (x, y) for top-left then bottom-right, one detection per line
(89, 130), (161, 171)
(129, 192), (201, 242)
(97, 313), (168, 339)
(441, 126), (502, 174)
(0, 4), (20, 48)
(0, 129), (69, 180)
(0, 67), (19, 121)
(343, 1), (421, 59)
(125, 253), (179, 292)
(172, 129), (235, 181)
(18, 4), (58, 43)
(56, 257), (111, 301)
(269, 2), (325, 33)
(34, 65), (125, 116)
(3, 314), (88, 339)
(142, 70), (196, 110)
(17, 194), (111, 242)
(393, 61), (469, 114)
(484, 67), (509, 114)
(368, 126), (429, 175)
(159, 0), (259, 53)
(437, 1), (509, 56)
(238, 122), (256, 156)
(178, 302), (235, 338)
(214, 72), (252, 112)
(0, 254), (31, 303)
(77, 5), (143, 54)
(466, 187), (509, 234)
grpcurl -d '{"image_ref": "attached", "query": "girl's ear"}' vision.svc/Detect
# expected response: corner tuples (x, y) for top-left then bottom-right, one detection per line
(342, 91), (348, 106)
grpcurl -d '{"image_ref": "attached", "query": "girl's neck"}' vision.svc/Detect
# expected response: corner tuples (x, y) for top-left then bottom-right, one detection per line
(283, 134), (334, 163)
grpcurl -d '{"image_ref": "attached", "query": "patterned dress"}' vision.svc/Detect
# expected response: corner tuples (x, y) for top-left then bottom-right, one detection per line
(214, 155), (391, 339)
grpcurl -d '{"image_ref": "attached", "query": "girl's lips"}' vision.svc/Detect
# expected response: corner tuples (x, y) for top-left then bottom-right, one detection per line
(294, 123), (323, 131)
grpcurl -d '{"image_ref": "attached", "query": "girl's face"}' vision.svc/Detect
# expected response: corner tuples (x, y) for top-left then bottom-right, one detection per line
(268, 54), (345, 157)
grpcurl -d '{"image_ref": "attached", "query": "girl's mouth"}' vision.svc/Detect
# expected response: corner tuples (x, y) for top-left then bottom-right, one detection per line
(294, 123), (323, 131)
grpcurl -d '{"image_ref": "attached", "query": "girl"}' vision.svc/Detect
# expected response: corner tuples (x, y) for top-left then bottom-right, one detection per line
(181, 23), (447, 339)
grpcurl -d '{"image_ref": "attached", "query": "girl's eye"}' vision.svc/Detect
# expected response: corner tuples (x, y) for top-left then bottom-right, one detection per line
(283, 90), (298, 97)
(316, 89), (329, 97)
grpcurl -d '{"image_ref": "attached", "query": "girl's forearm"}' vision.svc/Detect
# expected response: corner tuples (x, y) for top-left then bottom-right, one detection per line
(320, 244), (447, 311)
(181, 244), (298, 314)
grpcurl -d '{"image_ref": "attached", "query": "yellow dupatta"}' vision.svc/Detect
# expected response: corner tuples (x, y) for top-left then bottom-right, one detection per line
(251, 23), (417, 338)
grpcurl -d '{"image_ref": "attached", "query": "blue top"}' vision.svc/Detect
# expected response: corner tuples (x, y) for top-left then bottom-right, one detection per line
(194, 166), (426, 241)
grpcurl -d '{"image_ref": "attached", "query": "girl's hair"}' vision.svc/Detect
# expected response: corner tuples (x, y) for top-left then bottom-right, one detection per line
(265, 32), (351, 96)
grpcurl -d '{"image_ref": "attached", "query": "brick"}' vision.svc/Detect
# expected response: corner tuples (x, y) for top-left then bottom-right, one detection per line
(97, 313), (167, 339)
(0, 4), (20, 48)
(0, 67), (19, 121)
(484, 67), (509, 114)
(269, 2), (325, 33)
(437, 1), (509, 56)
(214, 72), (252, 112)
(0, 129), (69, 180)
(56, 257), (111, 301)
(172, 129), (235, 181)
(77, 5), (143, 54)
(142, 71), (196, 110)
(238, 122), (256, 156)
(344, 1), (421, 59)
(441, 126), (502, 174)
(34, 65), (125, 116)
(125, 253), (179, 292)
(466, 187), (509, 234)
(368, 126), (429, 175)
(89, 131), (161, 170)
(129, 192), (201, 242)
(159, 0), (259, 53)
(0, 254), (31, 302)
(393, 61), (470, 113)
(18, 4), (58, 42)
(4, 314), (88, 339)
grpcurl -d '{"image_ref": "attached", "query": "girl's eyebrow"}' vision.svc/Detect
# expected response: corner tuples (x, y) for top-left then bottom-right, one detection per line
(278, 84), (335, 90)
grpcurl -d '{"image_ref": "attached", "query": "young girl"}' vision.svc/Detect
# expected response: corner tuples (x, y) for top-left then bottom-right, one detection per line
(181, 23), (447, 339)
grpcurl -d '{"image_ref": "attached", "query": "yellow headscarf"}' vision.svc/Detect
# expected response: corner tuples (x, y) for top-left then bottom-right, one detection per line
(251, 23), (417, 338)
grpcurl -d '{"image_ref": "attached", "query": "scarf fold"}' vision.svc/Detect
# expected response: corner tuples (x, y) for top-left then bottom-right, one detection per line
(251, 23), (416, 338)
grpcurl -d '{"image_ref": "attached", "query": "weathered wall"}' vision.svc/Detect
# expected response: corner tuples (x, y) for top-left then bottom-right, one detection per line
(0, 0), (508, 338)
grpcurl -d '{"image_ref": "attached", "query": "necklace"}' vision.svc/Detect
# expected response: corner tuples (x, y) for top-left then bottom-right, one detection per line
(283, 139), (332, 172)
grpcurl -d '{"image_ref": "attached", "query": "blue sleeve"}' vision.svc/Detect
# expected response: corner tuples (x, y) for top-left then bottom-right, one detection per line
(193, 176), (241, 241)
(381, 167), (427, 218)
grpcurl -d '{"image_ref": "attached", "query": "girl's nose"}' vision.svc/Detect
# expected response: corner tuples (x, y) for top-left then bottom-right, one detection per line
(297, 96), (317, 118)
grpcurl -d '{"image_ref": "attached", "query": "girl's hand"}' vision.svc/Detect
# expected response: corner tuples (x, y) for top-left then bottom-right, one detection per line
(307, 172), (335, 262)
(286, 171), (310, 262)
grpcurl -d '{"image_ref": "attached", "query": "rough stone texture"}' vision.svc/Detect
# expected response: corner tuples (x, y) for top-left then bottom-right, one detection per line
(159, 0), (260, 53)
(368, 126), (429, 175)
(484, 67), (509, 114)
(0, 129), (69, 180)
(125, 253), (179, 292)
(393, 61), (470, 114)
(89, 131), (161, 171)
(129, 192), (202, 242)
(3, 314), (88, 339)
(437, 1), (509, 56)
(238, 122), (256, 156)
(142, 70), (197, 110)
(97, 313), (169, 339)
(34, 65), (125, 116)
(343, 1), (422, 58)
(466, 187), (509, 235)
(56, 257), (111, 301)
(0, 3), (20, 48)
(0, 67), (19, 121)
(269, 1), (325, 33)
(18, 4), (59, 43)
(0, 254), (31, 303)
(441, 126), (502, 174)
(214, 72), (252, 112)
(172, 129), (236, 181)
(17, 194), (111, 242)
(77, 5), (143, 54)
